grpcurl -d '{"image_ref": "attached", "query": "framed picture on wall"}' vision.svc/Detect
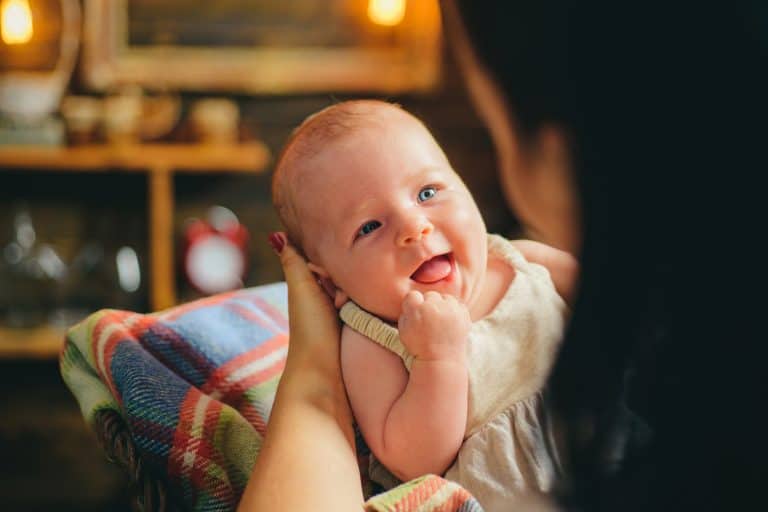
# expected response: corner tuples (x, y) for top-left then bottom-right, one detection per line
(80, 0), (442, 94)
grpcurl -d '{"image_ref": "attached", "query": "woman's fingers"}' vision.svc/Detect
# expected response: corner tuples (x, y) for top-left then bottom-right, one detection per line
(269, 232), (341, 355)
(271, 233), (318, 291)
(271, 232), (329, 309)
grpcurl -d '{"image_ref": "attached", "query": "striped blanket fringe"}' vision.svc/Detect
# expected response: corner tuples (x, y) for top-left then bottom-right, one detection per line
(364, 475), (484, 512)
(60, 283), (483, 511)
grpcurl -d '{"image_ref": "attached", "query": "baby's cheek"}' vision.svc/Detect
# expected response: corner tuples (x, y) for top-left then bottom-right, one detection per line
(457, 208), (485, 232)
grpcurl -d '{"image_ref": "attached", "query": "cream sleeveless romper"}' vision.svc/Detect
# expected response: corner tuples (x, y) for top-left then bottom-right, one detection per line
(340, 234), (569, 511)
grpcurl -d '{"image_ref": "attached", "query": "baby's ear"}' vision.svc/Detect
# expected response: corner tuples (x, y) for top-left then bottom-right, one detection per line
(306, 261), (328, 278)
(306, 262), (349, 308)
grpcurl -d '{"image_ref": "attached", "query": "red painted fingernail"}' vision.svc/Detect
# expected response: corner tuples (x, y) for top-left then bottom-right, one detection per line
(268, 232), (285, 254)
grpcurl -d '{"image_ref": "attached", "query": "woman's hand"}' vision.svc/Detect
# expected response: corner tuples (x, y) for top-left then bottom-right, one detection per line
(277, 233), (344, 374)
(237, 233), (362, 511)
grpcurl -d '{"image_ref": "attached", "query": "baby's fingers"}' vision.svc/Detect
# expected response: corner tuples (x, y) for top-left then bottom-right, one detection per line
(401, 290), (424, 313)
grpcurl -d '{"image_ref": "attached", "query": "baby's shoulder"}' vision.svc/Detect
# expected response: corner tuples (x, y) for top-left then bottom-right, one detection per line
(487, 233), (527, 268)
(487, 234), (519, 279)
(340, 322), (369, 344)
(339, 323), (407, 382)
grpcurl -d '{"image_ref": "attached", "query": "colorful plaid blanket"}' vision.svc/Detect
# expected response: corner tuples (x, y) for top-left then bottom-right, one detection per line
(60, 283), (483, 511)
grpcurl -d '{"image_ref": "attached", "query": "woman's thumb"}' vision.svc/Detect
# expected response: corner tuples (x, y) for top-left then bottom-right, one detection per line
(268, 232), (316, 289)
(268, 232), (339, 342)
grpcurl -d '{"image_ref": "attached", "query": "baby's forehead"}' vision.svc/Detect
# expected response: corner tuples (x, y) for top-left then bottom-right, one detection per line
(285, 127), (375, 192)
(282, 104), (444, 218)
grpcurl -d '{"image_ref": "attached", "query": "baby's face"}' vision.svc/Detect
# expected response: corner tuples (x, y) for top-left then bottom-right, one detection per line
(295, 109), (488, 322)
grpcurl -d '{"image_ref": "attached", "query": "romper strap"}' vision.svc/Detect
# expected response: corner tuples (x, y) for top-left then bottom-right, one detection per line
(339, 301), (414, 371)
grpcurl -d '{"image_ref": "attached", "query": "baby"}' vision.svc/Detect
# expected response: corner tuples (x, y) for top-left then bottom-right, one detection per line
(272, 100), (576, 510)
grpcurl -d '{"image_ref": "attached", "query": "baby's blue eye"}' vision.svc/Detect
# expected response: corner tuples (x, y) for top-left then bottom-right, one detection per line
(357, 220), (381, 238)
(418, 186), (437, 202)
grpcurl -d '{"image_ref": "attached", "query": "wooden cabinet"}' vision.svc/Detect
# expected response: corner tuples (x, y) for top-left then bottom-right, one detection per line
(0, 142), (270, 358)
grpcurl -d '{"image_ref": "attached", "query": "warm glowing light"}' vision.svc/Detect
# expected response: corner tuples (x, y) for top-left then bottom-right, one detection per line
(1, 0), (34, 45)
(368, 0), (406, 27)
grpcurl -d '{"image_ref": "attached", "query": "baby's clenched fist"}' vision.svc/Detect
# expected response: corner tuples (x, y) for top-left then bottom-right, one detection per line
(398, 291), (471, 363)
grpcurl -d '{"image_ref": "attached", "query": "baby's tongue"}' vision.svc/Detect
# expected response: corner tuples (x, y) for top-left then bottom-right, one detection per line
(411, 255), (452, 284)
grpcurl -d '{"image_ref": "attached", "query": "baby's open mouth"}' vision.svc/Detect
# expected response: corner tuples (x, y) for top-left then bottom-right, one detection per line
(410, 254), (453, 284)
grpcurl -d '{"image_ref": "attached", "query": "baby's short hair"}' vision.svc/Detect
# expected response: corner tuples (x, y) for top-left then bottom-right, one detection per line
(271, 99), (403, 255)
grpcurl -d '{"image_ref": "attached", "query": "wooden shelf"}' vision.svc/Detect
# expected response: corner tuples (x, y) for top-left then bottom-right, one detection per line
(0, 143), (271, 343)
(0, 326), (68, 359)
(0, 142), (270, 172)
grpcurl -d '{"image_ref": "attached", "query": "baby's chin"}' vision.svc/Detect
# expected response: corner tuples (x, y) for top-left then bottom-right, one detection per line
(344, 298), (400, 325)
(373, 306), (401, 326)
(349, 286), (465, 324)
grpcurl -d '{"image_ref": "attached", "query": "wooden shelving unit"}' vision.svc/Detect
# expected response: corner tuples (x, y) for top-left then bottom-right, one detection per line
(0, 142), (271, 358)
(0, 326), (69, 359)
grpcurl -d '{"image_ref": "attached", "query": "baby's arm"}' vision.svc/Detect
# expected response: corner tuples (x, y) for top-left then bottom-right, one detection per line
(341, 292), (469, 481)
(511, 239), (579, 305)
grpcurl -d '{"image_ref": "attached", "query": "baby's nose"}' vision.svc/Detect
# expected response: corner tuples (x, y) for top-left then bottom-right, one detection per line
(398, 215), (434, 246)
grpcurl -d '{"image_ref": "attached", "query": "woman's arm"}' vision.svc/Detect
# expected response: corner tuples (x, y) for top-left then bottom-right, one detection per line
(237, 234), (363, 512)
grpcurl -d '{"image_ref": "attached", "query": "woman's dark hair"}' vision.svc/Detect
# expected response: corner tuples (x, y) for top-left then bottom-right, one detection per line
(450, 1), (767, 509)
